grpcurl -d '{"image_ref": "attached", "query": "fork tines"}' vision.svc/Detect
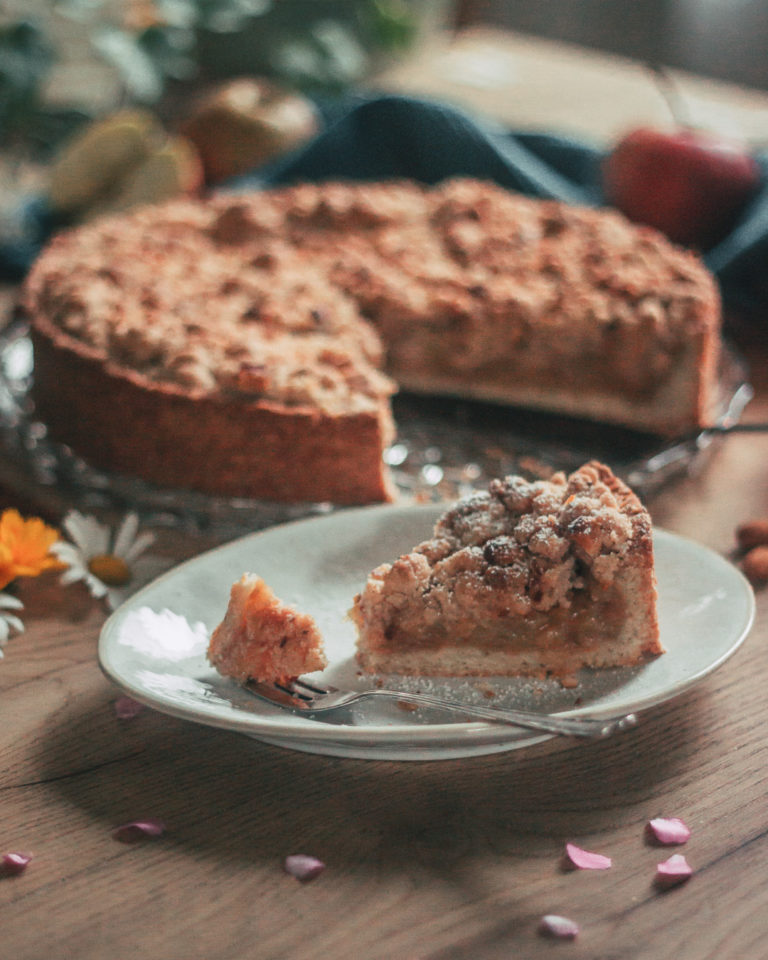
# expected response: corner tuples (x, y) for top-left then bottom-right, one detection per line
(275, 677), (331, 701)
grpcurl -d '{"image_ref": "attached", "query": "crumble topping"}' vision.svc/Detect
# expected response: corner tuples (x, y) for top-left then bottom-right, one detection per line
(26, 178), (718, 417)
(409, 462), (643, 613)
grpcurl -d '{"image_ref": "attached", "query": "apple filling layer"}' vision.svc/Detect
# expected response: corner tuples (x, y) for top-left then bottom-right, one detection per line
(358, 587), (626, 655)
(352, 462), (662, 678)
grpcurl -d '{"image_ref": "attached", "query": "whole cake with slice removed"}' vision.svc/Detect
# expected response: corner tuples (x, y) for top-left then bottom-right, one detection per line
(23, 178), (721, 505)
(209, 574), (327, 684)
(350, 461), (663, 679)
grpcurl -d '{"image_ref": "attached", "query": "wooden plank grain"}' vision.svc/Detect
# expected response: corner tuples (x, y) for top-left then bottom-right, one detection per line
(0, 586), (766, 960)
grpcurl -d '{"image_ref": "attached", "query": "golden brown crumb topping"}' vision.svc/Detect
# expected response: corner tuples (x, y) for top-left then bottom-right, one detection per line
(25, 179), (718, 414)
(410, 461), (649, 614)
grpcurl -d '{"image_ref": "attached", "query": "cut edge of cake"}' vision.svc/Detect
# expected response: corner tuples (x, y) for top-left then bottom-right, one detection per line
(394, 322), (719, 438)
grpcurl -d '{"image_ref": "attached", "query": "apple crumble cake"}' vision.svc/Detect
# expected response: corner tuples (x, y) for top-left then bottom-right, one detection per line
(351, 461), (663, 678)
(209, 574), (327, 684)
(23, 179), (721, 504)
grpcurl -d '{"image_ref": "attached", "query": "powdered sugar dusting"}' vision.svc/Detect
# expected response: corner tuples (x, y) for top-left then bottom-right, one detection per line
(116, 607), (208, 661)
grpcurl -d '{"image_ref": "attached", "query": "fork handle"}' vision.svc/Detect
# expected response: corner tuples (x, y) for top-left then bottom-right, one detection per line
(371, 690), (636, 738)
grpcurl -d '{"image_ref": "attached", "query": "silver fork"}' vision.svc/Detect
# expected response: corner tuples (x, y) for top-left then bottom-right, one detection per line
(246, 677), (637, 739)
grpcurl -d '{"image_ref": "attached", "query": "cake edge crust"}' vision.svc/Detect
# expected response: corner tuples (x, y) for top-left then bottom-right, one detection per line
(25, 311), (396, 505)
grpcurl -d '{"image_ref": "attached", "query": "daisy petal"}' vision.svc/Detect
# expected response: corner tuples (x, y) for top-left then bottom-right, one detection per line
(59, 565), (88, 586)
(564, 843), (612, 870)
(112, 513), (139, 559)
(123, 530), (156, 564)
(84, 574), (109, 599)
(3, 615), (24, 635)
(105, 589), (126, 611)
(0, 592), (24, 647)
(51, 542), (81, 564)
(0, 594), (23, 611)
(64, 511), (109, 556)
(62, 511), (89, 552)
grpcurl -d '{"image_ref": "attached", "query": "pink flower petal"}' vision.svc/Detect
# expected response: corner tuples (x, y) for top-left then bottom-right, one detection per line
(564, 842), (612, 870)
(646, 817), (691, 845)
(284, 854), (325, 882)
(539, 915), (580, 939)
(1, 853), (31, 876)
(113, 819), (166, 843)
(655, 853), (693, 888)
(114, 696), (144, 720)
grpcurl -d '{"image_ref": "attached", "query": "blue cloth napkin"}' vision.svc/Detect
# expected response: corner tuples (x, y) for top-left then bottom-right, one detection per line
(4, 93), (767, 319)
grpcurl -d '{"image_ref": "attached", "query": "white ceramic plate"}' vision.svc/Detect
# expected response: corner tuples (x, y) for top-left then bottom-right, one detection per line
(99, 503), (755, 761)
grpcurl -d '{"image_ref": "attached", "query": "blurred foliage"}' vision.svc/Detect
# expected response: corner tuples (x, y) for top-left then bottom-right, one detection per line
(0, 20), (53, 143)
(0, 0), (432, 151)
(0, 20), (87, 152)
(0, 20), (51, 133)
(64, 0), (422, 98)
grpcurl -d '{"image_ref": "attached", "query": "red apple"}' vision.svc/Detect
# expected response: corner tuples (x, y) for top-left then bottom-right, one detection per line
(603, 126), (761, 249)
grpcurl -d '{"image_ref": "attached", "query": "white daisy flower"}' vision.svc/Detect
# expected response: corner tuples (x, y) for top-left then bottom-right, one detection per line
(0, 593), (24, 656)
(52, 511), (157, 610)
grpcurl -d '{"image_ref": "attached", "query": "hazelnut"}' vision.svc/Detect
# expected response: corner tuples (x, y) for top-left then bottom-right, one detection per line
(736, 519), (768, 551)
(742, 546), (768, 583)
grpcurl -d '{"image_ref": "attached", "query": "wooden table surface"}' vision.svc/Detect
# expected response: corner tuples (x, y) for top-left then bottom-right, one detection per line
(2, 27), (768, 960)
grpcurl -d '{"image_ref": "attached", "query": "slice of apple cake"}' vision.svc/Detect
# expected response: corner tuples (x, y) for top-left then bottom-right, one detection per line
(351, 461), (662, 678)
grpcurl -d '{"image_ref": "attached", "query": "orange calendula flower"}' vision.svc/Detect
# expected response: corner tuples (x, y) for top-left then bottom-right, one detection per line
(0, 509), (61, 590)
